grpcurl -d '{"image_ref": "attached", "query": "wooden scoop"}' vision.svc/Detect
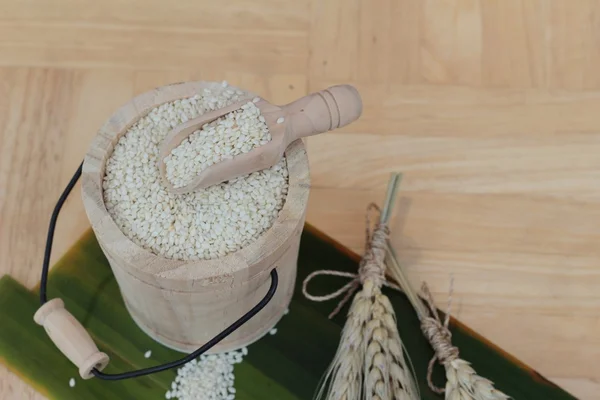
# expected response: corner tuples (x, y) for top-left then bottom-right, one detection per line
(158, 84), (362, 194)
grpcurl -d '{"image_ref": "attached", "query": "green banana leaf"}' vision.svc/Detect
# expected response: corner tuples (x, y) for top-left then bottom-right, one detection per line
(0, 225), (575, 399)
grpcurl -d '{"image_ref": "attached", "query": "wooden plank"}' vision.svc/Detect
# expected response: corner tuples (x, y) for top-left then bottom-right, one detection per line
(305, 131), (600, 193)
(0, 23), (307, 73)
(0, 68), (79, 287)
(0, 0), (309, 32)
(307, 82), (600, 136)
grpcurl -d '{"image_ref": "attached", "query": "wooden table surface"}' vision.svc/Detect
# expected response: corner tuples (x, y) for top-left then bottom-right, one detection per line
(1, 1), (599, 399)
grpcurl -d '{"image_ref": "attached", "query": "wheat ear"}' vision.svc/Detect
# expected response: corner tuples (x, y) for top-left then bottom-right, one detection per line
(362, 279), (418, 400)
(386, 242), (510, 400)
(316, 290), (369, 400)
(444, 359), (509, 400)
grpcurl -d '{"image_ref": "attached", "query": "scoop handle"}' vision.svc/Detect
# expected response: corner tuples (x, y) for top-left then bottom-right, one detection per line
(34, 298), (109, 379)
(282, 84), (362, 141)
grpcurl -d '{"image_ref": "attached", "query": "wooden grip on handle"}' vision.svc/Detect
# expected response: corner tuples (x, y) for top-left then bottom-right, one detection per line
(283, 84), (363, 140)
(34, 298), (109, 379)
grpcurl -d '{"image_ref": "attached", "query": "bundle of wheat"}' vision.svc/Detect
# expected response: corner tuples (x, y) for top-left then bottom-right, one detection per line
(303, 174), (419, 400)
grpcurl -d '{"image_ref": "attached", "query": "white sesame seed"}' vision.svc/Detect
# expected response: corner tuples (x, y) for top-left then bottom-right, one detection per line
(284, 308), (289, 315)
(69, 378), (75, 388)
(252, 97), (260, 103)
(269, 328), (278, 335)
(276, 117), (285, 124)
(144, 350), (152, 358)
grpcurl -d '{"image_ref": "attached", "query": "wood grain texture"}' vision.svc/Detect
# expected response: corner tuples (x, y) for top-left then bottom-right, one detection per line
(1, 0), (599, 398)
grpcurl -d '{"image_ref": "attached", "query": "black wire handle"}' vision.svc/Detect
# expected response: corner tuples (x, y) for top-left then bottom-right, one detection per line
(39, 161), (279, 381)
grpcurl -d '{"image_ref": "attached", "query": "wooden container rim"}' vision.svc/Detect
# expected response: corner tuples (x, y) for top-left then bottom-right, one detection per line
(81, 81), (310, 283)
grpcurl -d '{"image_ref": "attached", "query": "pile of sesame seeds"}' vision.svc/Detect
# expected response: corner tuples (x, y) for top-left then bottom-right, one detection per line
(103, 82), (289, 261)
(164, 308), (287, 399)
(165, 348), (247, 400)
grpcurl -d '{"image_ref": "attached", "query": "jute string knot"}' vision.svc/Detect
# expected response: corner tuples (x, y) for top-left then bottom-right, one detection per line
(302, 203), (399, 319)
(420, 281), (459, 394)
(358, 221), (388, 288)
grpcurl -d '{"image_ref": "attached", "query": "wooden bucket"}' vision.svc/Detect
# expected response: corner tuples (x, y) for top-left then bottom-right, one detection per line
(81, 82), (310, 353)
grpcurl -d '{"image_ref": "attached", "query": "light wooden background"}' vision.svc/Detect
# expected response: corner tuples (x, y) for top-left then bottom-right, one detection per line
(1, 0), (599, 399)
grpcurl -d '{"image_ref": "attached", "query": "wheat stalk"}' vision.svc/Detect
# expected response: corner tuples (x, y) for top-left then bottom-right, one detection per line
(386, 243), (510, 400)
(362, 279), (418, 400)
(380, 300), (418, 400)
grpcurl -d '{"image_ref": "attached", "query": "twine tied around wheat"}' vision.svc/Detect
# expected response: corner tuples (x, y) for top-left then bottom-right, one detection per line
(419, 281), (460, 394)
(302, 203), (403, 320)
(304, 264), (456, 395)
(302, 205), (453, 395)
